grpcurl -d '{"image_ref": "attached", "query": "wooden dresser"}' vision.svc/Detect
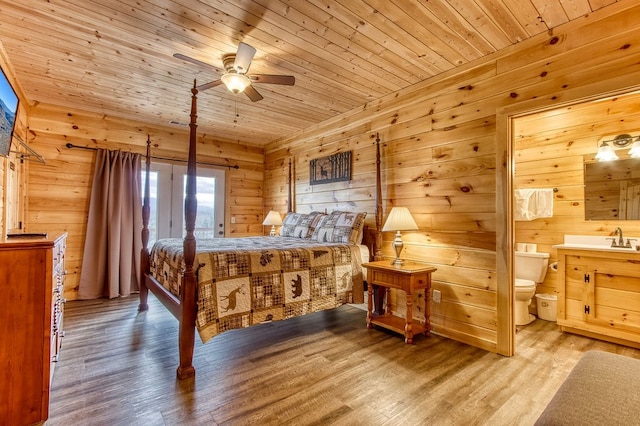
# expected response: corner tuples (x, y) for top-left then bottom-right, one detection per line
(0, 233), (67, 425)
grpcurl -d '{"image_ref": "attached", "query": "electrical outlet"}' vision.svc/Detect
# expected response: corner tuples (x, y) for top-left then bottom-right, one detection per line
(231, 216), (236, 224)
(432, 289), (442, 303)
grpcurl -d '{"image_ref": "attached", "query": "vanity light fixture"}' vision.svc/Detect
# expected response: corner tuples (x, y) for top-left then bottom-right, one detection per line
(595, 140), (618, 162)
(596, 134), (640, 161)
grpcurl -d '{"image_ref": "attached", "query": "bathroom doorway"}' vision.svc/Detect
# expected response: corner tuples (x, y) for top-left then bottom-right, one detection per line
(506, 89), (640, 352)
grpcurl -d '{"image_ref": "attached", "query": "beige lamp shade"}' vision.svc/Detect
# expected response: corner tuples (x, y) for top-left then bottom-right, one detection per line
(262, 210), (283, 226)
(382, 207), (418, 266)
(263, 210), (282, 236)
(382, 207), (418, 232)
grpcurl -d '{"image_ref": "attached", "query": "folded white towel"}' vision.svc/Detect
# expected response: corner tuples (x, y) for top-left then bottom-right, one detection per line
(514, 188), (554, 221)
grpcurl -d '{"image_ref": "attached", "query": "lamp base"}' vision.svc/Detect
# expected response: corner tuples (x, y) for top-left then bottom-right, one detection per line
(269, 225), (277, 237)
(390, 231), (405, 266)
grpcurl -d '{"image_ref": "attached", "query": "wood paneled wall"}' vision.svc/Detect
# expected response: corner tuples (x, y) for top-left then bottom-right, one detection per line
(265, 1), (640, 353)
(24, 103), (265, 301)
(514, 93), (640, 297)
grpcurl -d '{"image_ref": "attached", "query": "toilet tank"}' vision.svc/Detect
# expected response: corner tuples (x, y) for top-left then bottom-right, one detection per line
(515, 251), (550, 283)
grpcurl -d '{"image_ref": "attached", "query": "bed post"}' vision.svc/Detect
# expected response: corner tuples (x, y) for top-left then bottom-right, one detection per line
(374, 133), (383, 261)
(371, 133), (386, 313)
(139, 136), (151, 311)
(177, 81), (198, 380)
(287, 157), (293, 213)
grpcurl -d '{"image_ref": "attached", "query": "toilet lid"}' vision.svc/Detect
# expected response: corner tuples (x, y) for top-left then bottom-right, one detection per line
(515, 278), (536, 288)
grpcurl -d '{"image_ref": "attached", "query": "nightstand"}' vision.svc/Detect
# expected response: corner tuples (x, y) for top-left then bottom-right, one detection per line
(363, 260), (437, 344)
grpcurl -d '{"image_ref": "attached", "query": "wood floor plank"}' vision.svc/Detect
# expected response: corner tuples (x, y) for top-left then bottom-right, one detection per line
(47, 296), (640, 425)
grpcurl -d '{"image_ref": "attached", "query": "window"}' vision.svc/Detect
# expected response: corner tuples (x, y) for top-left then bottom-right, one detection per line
(141, 163), (225, 246)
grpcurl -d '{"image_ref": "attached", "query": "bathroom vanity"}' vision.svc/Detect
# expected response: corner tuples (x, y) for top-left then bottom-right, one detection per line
(554, 239), (640, 348)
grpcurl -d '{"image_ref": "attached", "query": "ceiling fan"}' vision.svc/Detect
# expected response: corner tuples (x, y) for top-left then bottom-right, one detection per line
(174, 42), (295, 102)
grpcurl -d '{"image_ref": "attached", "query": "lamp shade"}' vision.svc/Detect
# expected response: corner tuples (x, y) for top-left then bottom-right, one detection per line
(262, 210), (283, 226)
(382, 207), (418, 232)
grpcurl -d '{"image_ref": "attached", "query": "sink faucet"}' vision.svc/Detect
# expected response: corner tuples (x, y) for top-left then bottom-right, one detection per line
(614, 227), (624, 247)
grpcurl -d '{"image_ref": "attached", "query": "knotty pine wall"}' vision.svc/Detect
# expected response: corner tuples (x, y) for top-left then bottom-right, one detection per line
(514, 92), (640, 298)
(23, 103), (265, 301)
(264, 1), (640, 354)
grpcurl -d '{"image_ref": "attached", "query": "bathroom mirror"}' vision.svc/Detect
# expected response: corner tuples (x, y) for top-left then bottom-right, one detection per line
(584, 156), (640, 220)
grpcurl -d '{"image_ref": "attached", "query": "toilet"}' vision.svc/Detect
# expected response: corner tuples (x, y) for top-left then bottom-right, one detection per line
(515, 250), (549, 325)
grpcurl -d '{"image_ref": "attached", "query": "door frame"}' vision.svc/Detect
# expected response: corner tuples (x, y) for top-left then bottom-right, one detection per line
(495, 84), (640, 356)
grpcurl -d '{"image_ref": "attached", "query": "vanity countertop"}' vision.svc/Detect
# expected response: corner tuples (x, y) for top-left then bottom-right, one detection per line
(552, 243), (640, 254)
(553, 234), (640, 254)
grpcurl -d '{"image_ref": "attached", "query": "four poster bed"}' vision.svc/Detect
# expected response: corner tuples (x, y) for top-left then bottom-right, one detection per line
(138, 83), (384, 379)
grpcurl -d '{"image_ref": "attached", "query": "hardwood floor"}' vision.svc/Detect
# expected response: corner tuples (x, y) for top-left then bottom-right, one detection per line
(48, 296), (640, 425)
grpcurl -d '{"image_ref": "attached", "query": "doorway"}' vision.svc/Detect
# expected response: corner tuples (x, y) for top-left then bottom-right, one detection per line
(505, 89), (640, 353)
(142, 162), (226, 246)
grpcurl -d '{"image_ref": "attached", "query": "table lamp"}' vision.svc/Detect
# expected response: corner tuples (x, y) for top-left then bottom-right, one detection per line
(262, 210), (282, 236)
(382, 207), (418, 265)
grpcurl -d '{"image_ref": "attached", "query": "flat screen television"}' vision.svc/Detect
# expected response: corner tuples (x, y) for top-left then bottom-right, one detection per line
(0, 65), (19, 157)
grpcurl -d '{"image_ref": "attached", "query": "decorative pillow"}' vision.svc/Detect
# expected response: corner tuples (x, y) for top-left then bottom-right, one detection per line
(294, 211), (326, 238)
(310, 211), (367, 244)
(279, 212), (326, 238)
(279, 212), (306, 237)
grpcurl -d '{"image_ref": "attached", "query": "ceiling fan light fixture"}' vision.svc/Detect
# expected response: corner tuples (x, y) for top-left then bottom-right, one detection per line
(176, 42), (292, 102)
(221, 72), (251, 94)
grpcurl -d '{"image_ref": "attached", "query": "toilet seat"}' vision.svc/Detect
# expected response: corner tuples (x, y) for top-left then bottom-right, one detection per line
(515, 278), (536, 290)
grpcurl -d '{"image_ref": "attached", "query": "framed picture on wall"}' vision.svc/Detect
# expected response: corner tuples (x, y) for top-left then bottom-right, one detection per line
(310, 151), (351, 185)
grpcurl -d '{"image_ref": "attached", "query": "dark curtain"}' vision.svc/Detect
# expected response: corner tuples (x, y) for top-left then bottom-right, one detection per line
(78, 149), (142, 299)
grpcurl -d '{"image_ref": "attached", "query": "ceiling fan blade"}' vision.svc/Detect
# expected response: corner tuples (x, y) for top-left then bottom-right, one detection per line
(250, 74), (295, 86)
(196, 80), (223, 91)
(244, 85), (264, 102)
(173, 53), (223, 74)
(234, 42), (256, 73)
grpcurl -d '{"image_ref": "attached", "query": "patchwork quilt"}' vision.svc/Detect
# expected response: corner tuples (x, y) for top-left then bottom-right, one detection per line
(149, 237), (365, 342)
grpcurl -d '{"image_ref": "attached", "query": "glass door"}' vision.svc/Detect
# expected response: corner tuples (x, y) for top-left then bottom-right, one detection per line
(141, 163), (225, 246)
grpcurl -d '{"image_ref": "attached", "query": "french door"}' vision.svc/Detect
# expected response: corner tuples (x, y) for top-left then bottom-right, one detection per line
(142, 162), (225, 246)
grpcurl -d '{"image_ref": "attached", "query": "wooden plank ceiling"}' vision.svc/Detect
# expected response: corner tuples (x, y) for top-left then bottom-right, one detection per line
(0, 0), (617, 147)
